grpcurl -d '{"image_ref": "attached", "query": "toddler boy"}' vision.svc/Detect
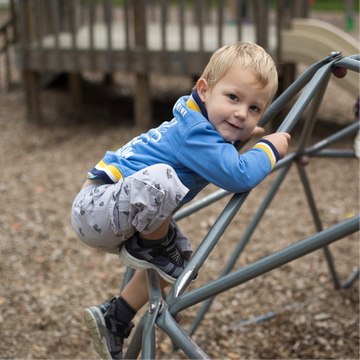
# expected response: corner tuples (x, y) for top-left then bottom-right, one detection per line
(71, 41), (290, 359)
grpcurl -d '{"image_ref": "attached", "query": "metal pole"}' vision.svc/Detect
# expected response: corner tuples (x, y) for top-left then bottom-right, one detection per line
(141, 269), (163, 359)
(173, 189), (231, 221)
(259, 53), (342, 127)
(296, 72), (331, 154)
(305, 122), (360, 156)
(167, 191), (251, 301)
(168, 215), (359, 314)
(276, 61), (335, 134)
(187, 163), (292, 337)
(314, 149), (356, 158)
(156, 307), (211, 359)
(296, 164), (341, 288)
(342, 267), (360, 289)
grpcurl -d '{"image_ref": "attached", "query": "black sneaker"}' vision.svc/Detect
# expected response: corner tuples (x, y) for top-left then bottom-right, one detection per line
(82, 297), (134, 360)
(119, 227), (193, 284)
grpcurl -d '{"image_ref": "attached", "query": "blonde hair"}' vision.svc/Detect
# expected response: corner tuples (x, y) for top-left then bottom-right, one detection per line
(195, 41), (278, 109)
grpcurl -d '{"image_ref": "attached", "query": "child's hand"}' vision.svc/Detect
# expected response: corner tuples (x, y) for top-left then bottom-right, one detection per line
(241, 126), (265, 141)
(262, 132), (291, 159)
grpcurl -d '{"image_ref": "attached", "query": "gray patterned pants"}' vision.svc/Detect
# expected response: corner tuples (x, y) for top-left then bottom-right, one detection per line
(71, 164), (192, 255)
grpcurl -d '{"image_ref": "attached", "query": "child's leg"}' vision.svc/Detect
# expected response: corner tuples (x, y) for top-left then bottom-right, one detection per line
(120, 270), (169, 311)
(118, 164), (195, 284)
(82, 270), (170, 360)
(139, 213), (172, 241)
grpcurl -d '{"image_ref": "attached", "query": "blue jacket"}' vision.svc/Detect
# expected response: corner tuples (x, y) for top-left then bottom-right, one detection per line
(91, 90), (279, 204)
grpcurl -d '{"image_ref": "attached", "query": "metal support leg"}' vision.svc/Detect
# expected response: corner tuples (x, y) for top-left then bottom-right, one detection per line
(124, 269), (163, 360)
(141, 269), (163, 359)
(342, 267), (360, 289)
(187, 163), (292, 337)
(296, 163), (341, 288)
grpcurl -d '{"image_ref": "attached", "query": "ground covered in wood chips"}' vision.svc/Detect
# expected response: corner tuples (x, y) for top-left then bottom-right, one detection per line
(0, 10), (359, 360)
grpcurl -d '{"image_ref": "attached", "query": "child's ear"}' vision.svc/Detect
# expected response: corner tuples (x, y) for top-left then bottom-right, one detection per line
(197, 78), (208, 102)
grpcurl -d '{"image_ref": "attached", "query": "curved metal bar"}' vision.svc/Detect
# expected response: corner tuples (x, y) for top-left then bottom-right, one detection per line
(313, 149), (356, 158)
(304, 122), (360, 156)
(168, 215), (359, 314)
(186, 163), (292, 337)
(342, 267), (360, 289)
(333, 56), (360, 72)
(276, 61), (335, 134)
(259, 53), (342, 127)
(167, 191), (251, 302)
(173, 189), (231, 222)
(124, 315), (144, 359)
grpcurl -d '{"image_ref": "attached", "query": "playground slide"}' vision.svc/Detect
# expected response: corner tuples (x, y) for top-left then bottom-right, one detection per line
(281, 18), (359, 97)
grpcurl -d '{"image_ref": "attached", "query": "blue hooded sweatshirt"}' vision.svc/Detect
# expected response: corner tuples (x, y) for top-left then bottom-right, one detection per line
(90, 89), (279, 204)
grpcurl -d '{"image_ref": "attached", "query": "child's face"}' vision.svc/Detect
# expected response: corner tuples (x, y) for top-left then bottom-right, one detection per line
(197, 66), (272, 142)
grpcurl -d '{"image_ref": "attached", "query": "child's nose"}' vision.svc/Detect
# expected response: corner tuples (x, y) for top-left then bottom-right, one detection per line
(234, 106), (247, 120)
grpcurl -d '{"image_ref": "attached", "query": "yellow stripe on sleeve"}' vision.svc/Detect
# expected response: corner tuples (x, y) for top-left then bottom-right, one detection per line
(253, 143), (275, 169)
(98, 160), (123, 181)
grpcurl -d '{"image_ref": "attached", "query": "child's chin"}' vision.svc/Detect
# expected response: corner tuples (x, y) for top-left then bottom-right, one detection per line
(221, 133), (241, 143)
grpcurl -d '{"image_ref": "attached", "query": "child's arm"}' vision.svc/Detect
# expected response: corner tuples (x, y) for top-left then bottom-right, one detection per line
(176, 123), (291, 194)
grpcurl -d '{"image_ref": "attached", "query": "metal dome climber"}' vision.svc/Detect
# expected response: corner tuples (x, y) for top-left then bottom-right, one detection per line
(119, 52), (359, 359)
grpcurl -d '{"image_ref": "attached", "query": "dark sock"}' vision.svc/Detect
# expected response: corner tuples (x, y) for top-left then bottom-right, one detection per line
(115, 296), (137, 324)
(138, 233), (168, 247)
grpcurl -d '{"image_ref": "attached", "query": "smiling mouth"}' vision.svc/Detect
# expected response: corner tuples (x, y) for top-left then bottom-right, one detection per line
(226, 121), (241, 130)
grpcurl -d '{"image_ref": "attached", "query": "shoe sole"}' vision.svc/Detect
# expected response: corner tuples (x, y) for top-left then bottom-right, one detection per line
(119, 245), (177, 284)
(82, 307), (113, 360)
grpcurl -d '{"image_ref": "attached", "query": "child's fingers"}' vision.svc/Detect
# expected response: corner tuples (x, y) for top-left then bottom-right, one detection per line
(281, 132), (291, 143)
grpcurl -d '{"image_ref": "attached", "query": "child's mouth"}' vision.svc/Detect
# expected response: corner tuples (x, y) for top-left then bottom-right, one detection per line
(226, 121), (241, 130)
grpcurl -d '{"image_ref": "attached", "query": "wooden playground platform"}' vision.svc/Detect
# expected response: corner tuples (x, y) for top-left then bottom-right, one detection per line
(1, 0), (307, 126)
(2, 0), (358, 126)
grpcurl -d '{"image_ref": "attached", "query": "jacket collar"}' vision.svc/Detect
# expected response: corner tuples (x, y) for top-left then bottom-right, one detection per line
(186, 88), (209, 120)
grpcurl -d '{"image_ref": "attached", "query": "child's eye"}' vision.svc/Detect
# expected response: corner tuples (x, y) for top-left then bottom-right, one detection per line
(250, 105), (260, 112)
(229, 94), (238, 101)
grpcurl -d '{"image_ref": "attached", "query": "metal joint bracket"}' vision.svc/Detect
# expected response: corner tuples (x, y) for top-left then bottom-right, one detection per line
(148, 299), (164, 315)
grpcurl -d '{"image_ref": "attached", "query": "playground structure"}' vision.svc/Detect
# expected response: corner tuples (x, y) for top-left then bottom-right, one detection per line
(0, 2), (358, 358)
(0, 0), (330, 127)
(114, 52), (359, 359)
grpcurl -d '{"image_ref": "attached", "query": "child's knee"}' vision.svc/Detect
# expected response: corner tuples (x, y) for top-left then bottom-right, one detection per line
(139, 164), (189, 205)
